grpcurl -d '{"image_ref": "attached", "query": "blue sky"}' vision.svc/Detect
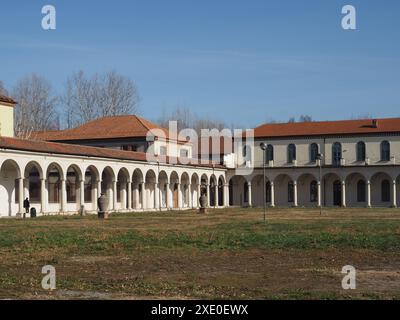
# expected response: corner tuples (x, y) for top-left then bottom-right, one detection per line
(0, 0), (399, 128)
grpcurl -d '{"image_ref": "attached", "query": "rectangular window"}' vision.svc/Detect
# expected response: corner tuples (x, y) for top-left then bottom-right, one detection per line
(180, 149), (189, 158)
(160, 146), (167, 156)
(288, 182), (294, 203)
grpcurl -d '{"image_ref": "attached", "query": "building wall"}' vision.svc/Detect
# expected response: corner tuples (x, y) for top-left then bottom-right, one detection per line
(0, 148), (226, 217)
(0, 103), (14, 137)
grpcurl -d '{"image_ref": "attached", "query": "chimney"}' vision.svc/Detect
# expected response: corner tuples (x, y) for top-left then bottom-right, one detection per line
(372, 119), (378, 128)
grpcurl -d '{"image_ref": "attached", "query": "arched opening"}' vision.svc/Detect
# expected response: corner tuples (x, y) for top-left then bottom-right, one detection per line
(46, 163), (62, 212)
(132, 169), (144, 209)
(66, 165), (82, 211)
(158, 171), (169, 209)
(274, 174), (294, 206)
(101, 166), (115, 211)
(297, 173), (318, 207)
(209, 175), (217, 207)
(170, 171), (180, 209)
(24, 162), (43, 212)
(191, 173), (199, 208)
(117, 168), (130, 210)
(0, 160), (21, 217)
(229, 175), (246, 206)
(310, 143), (319, 163)
(288, 144), (296, 164)
(250, 175), (270, 207)
(322, 173), (341, 207)
(84, 165), (99, 211)
(345, 172), (367, 207)
(371, 172), (392, 207)
(332, 142), (342, 167)
(181, 172), (190, 208)
(356, 141), (366, 162)
(380, 141), (390, 162)
(145, 170), (157, 210)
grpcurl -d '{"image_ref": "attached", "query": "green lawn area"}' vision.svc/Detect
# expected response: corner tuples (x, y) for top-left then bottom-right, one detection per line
(1, 207), (400, 299)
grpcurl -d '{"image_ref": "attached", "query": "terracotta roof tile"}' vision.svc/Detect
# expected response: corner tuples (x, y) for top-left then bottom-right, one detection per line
(253, 118), (400, 138)
(32, 115), (187, 142)
(0, 136), (223, 168)
(0, 94), (16, 105)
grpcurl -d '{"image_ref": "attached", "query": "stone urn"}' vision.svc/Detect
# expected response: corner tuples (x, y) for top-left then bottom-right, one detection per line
(97, 193), (108, 219)
(199, 194), (207, 214)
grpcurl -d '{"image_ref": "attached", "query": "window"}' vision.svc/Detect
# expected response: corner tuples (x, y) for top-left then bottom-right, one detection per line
(332, 142), (342, 166)
(266, 181), (271, 203)
(381, 141), (390, 161)
(310, 181), (318, 202)
(288, 144), (296, 164)
(243, 145), (251, 159)
(288, 182), (294, 202)
(180, 149), (189, 158)
(310, 143), (319, 162)
(357, 180), (366, 202)
(381, 180), (390, 202)
(356, 141), (366, 162)
(160, 146), (167, 156)
(266, 145), (274, 162)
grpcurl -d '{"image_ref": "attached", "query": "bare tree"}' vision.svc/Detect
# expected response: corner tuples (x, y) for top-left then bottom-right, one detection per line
(157, 106), (226, 135)
(0, 81), (8, 95)
(63, 71), (139, 128)
(299, 115), (313, 122)
(12, 74), (58, 139)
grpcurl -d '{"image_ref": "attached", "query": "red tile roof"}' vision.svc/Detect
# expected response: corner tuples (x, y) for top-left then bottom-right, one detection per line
(0, 136), (224, 168)
(0, 94), (16, 105)
(253, 118), (400, 138)
(33, 115), (188, 143)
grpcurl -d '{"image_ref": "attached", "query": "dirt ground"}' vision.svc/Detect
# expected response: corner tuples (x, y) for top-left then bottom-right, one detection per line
(0, 207), (399, 300)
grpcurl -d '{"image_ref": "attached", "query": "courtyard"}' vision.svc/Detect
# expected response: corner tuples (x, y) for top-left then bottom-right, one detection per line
(0, 207), (400, 300)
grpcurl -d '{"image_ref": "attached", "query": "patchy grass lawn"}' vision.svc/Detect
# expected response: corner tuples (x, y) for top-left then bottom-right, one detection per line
(1, 207), (400, 300)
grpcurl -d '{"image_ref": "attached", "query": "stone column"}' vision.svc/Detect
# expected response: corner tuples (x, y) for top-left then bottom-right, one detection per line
(140, 182), (145, 209)
(61, 179), (67, 212)
(207, 184), (211, 207)
(215, 184), (219, 208)
(293, 180), (298, 207)
(224, 183), (229, 207)
(127, 181), (132, 210)
(41, 178), (46, 214)
(392, 180), (397, 208)
(154, 183), (160, 210)
(189, 184), (193, 208)
(113, 180), (117, 211)
(168, 183), (173, 209)
(95, 180), (101, 210)
(80, 179), (85, 208)
(197, 184), (201, 208)
(247, 182), (252, 207)
(317, 180), (322, 207)
(18, 177), (24, 215)
(270, 181), (275, 207)
(177, 183), (182, 209)
(341, 180), (346, 207)
(367, 180), (371, 208)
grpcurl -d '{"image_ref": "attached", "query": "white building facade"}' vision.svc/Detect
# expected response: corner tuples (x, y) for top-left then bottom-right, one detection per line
(1, 94), (400, 218)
